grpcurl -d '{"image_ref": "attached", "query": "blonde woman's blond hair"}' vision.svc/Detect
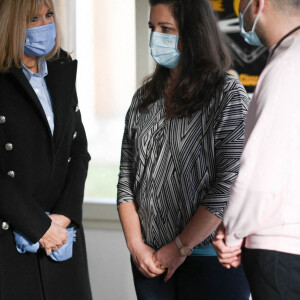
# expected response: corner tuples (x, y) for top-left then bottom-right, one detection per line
(0, 0), (62, 72)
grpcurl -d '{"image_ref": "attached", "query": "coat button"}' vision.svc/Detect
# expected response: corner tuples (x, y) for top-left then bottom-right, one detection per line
(75, 105), (79, 112)
(5, 143), (13, 151)
(73, 132), (77, 139)
(0, 116), (6, 124)
(68, 157), (72, 163)
(7, 171), (15, 178)
(2, 222), (9, 230)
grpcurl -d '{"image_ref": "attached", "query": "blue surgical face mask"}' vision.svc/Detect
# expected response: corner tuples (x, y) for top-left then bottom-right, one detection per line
(24, 22), (56, 57)
(149, 31), (181, 69)
(239, 0), (264, 46)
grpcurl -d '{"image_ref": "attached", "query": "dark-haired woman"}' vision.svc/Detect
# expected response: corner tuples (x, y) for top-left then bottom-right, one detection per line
(117, 0), (250, 299)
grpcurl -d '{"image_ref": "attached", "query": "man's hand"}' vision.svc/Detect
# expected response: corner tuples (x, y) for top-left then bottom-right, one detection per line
(39, 222), (68, 255)
(212, 224), (243, 269)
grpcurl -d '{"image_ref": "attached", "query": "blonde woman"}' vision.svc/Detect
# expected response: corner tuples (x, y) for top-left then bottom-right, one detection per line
(0, 0), (92, 299)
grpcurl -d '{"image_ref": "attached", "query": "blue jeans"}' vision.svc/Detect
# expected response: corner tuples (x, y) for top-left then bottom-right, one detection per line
(131, 256), (250, 300)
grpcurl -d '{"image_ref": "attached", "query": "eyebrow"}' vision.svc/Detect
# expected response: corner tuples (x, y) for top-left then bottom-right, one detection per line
(159, 22), (174, 25)
(148, 21), (174, 26)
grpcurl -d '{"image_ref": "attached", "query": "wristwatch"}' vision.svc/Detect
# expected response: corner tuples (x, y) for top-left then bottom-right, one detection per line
(175, 236), (193, 256)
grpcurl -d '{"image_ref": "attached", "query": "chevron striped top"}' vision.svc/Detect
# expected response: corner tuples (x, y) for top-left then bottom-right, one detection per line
(117, 75), (249, 249)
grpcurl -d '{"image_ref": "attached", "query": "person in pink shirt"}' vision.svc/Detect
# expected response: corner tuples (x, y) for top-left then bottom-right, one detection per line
(213, 0), (300, 299)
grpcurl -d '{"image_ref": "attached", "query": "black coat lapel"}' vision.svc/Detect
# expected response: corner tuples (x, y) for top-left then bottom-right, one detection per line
(45, 59), (77, 149)
(9, 67), (53, 138)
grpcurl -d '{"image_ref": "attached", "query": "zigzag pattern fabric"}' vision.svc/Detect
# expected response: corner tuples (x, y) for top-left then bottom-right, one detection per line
(117, 75), (249, 249)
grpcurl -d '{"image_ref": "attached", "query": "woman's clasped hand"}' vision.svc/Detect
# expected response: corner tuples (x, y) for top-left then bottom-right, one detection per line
(152, 241), (187, 282)
(131, 240), (187, 281)
(39, 214), (71, 255)
(130, 241), (165, 278)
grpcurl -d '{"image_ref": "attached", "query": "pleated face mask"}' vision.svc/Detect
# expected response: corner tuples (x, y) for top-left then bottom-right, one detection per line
(24, 22), (56, 57)
(149, 31), (181, 69)
(239, 0), (264, 47)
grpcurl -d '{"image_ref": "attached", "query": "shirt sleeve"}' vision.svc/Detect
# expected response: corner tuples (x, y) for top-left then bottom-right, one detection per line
(117, 94), (139, 206)
(200, 77), (250, 219)
(223, 61), (298, 246)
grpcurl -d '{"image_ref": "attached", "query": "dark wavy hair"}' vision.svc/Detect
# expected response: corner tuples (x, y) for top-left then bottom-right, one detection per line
(140, 0), (232, 117)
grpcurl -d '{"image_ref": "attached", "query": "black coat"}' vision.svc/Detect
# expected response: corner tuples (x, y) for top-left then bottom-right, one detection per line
(0, 52), (92, 300)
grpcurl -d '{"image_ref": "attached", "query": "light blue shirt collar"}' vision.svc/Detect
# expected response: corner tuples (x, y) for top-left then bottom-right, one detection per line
(21, 57), (54, 135)
(22, 57), (48, 80)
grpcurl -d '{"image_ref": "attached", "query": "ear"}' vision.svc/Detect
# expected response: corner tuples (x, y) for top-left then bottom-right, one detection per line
(253, 0), (265, 15)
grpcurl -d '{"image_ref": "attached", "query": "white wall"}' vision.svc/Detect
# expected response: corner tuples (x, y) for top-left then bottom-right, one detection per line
(83, 202), (136, 300)
(85, 228), (136, 300)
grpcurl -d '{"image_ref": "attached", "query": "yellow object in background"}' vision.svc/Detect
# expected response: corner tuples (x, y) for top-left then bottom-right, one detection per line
(210, 0), (225, 12)
(233, 0), (240, 16)
(210, 0), (240, 15)
(239, 73), (259, 86)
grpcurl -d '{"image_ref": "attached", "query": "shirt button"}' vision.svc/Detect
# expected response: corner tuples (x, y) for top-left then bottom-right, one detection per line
(75, 105), (79, 112)
(73, 132), (77, 139)
(2, 222), (9, 230)
(0, 116), (6, 123)
(47, 116), (51, 121)
(5, 143), (13, 151)
(7, 171), (15, 178)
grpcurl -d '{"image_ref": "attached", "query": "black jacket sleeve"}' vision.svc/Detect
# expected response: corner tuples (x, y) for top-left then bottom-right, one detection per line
(0, 177), (51, 243)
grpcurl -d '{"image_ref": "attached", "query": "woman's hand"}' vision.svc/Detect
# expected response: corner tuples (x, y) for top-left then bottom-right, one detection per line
(39, 222), (68, 255)
(212, 224), (242, 269)
(153, 241), (186, 282)
(118, 202), (164, 278)
(49, 214), (71, 228)
(130, 241), (165, 278)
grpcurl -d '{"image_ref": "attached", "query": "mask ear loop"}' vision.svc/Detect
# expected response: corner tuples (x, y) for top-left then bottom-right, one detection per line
(239, 0), (253, 34)
(243, 0), (254, 16)
(252, 0), (265, 32)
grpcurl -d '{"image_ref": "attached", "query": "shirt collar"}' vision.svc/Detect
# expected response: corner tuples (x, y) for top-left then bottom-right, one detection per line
(22, 57), (48, 81)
